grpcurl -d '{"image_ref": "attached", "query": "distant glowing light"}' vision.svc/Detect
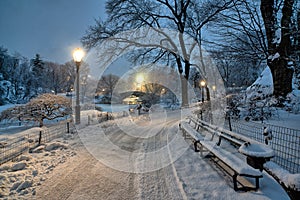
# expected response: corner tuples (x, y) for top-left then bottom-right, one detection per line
(200, 80), (206, 87)
(136, 74), (144, 84)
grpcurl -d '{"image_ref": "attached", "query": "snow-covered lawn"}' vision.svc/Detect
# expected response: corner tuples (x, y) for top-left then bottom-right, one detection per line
(0, 135), (77, 199)
(264, 109), (300, 130)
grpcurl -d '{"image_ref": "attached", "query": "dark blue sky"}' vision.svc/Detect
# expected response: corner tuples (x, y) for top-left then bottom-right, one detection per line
(0, 0), (106, 67)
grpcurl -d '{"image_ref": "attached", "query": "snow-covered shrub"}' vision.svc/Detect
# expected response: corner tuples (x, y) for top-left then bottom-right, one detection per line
(229, 67), (278, 121)
(0, 94), (71, 127)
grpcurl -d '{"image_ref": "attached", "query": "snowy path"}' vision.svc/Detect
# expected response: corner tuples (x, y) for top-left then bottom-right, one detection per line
(36, 145), (138, 200)
(134, 120), (187, 200)
(35, 114), (188, 199)
(32, 111), (289, 200)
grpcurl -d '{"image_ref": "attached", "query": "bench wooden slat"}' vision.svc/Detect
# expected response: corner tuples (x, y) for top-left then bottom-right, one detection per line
(180, 121), (204, 141)
(200, 140), (262, 177)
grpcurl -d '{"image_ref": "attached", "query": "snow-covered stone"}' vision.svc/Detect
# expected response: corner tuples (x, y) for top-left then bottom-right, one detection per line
(11, 163), (26, 171)
(17, 155), (31, 162)
(10, 181), (22, 191)
(30, 145), (45, 153)
(32, 170), (38, 177)
(45, 141), (68, 151)
(16, 180), (32, 192)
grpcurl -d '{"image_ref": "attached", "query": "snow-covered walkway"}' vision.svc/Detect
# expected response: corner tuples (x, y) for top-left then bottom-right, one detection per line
(37, 111), (289, 200)
(1, 110), (290, 199)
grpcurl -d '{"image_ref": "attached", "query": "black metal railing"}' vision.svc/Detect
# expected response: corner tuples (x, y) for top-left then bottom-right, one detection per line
(226, 118), (300, 174)
(0, 110), (126, 165)
(0, 121), (74, 165)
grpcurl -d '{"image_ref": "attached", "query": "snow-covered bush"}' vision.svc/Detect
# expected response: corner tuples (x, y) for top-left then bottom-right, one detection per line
(0, 94), (71, 127)
(230, 66), (300, 120)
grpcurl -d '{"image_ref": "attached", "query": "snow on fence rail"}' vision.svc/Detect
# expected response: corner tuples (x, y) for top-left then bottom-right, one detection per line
(0, 121), (74, 165)
(85, 111), (129, 125)
(226, 119), (300, 174)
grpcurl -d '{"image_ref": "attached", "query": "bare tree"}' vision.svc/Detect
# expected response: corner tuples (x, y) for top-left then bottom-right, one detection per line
(82, 0), (234, 106)
(207, 0), (268, 89)
(97, 74), (120, 98)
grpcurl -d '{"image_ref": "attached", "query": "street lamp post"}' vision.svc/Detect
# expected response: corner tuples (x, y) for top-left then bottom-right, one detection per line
(200, 80), (206, 102)
(73, 48), (84, 124)
(212, 85), (216, 98)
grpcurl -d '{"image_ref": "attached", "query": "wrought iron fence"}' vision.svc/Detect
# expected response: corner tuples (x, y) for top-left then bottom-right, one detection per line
(86, 111), (129, 125)
(0, 111), (125, 165)
(0, 121), (74, 165)
(226, 118), (300, 174)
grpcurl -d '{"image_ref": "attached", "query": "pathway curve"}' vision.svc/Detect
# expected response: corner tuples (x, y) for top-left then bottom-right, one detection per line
(35, 113), (185, 200)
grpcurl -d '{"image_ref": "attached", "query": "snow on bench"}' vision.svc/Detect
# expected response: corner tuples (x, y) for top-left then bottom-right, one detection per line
(180, 121), (204, 152)
(200, 140), (263, 191)
(187, 116), (257, 147)
(180, 117), (263, 191)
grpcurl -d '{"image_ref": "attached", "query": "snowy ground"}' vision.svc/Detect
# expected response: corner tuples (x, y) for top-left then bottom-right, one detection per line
(264, 109), (300, 130)
(0, 135), (77, 199)
(0, 109), (291, 199)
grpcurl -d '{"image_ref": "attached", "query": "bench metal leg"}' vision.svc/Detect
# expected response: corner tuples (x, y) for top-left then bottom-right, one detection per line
(255, 177), (260, 190)
(233, 173), (238, 191)
(194, 140), (200, 152)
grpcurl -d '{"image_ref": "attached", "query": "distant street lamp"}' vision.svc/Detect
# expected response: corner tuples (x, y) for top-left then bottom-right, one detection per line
(73, 48), (84, 124)
(200, 80), (206, 102)
(212, 85), (216, 98)
(136, 74), (144, 91)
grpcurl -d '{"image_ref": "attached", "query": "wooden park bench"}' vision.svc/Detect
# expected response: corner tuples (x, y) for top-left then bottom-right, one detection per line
(199, 140), (263, 191)
(180, 121), (204, 152)
(179, 119), (263, 191)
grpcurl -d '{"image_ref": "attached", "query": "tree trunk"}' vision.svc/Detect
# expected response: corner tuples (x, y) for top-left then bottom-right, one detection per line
(261, 0), (295, 97)
(39, 119), (44, 127)
(268, 58), (294, 97)
(180, 75), (189, 107)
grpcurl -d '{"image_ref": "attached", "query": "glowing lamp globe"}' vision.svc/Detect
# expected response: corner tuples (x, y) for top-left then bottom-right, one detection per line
(73, 48), (84, 63)
(200, 80), (206, 87)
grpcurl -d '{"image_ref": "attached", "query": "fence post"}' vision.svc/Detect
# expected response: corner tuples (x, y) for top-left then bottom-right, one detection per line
(228, 115), (232, 131)
(200, 110), (203, 120)
(88, 115), (90, 125)
(67, 122), (70, 133)
(38, 131), (42, 145)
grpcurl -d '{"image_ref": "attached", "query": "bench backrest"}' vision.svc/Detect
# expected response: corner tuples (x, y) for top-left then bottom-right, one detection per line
(187, 116), (260, 146)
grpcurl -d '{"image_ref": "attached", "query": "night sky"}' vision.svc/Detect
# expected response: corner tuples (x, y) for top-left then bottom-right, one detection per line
(0, 0), (106, 68)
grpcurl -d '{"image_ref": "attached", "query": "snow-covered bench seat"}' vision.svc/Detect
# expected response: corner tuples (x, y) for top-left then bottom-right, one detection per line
(187, 116), (251, 147)
(179, 121), (204, 152)
(199, 140), (263, 191)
